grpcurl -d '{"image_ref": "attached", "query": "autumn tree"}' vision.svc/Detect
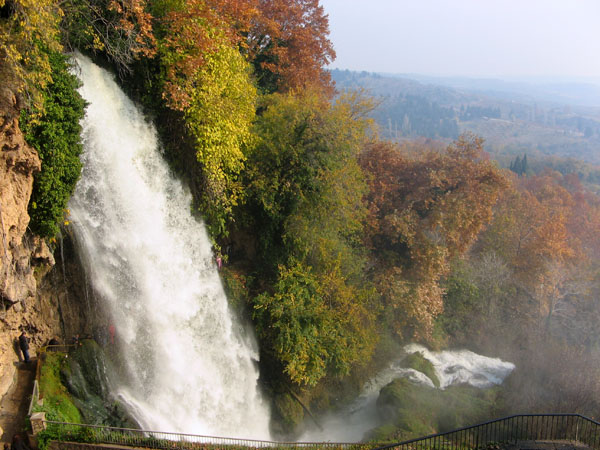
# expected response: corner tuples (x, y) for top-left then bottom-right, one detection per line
(360, 134), (508, 340)
(253, 260), (375, 386)
(246, 0), (336, 93)
(0, 0), (62, 112)
(60, 0), (156, 75)
(244, 88), (377, 386)
(152, 0), (260, 236)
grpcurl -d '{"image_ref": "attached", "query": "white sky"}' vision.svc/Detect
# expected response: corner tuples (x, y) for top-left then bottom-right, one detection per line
(319, 0), (600, 79)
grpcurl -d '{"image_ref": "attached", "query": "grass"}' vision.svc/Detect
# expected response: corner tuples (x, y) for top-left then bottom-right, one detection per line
(36, 351), (81, 423)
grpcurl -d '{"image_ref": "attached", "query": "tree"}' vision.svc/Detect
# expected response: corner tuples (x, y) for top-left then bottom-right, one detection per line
(246, 0), (336, 93)
(60, 0), (156, 75)
(183, 41), (257, 237)
(0, 0), (62, 113)
(244, 88), (373, 268)
(155, 1), (259, 236)
(360, 134), (508, 340)
(243, 88), (377, 386)
(253, 260), (374, 386)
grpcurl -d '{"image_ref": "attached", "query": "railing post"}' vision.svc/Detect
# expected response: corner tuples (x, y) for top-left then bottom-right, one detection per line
(30, 413), (46, 435)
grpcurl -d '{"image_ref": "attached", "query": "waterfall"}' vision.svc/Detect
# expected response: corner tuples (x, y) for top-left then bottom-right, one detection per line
(68, 53), (271, 439)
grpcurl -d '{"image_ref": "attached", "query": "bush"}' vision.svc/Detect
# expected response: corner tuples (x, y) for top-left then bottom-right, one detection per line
(22, 50), (86, 238)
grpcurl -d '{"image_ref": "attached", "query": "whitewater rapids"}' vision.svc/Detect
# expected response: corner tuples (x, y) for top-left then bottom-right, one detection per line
(301, 344), (514, 442)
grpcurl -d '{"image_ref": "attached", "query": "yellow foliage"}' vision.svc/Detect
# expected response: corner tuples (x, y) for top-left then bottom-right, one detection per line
(0, 0), (62, 114)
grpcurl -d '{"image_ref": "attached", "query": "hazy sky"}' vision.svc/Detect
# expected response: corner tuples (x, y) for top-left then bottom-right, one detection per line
(319, 0), (600, 79)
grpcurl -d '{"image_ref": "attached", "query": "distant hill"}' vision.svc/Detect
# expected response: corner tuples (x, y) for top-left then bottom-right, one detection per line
(331, 69), (600, 166)
(390, 74), (600, 109)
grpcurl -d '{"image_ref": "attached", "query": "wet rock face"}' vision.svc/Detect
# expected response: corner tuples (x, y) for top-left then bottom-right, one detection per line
(0, 70), (44, 406)
(60, 340), (137, 428)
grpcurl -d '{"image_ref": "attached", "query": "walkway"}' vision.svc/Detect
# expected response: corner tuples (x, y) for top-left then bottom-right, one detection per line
(0, 359), (36, 446)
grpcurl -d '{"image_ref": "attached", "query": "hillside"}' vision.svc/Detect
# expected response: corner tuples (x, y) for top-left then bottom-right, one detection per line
(331, 69), (600, 165)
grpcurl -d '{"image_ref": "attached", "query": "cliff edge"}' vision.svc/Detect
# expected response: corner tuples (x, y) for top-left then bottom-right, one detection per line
(0, 64), (88, 440)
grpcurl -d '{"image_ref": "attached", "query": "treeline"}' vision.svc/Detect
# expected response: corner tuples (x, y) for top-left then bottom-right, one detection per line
(459, 105), (501, 121)
(4, 0), (600, 437)
(441, 167), (600, 417)
(371, 94), (459, 139)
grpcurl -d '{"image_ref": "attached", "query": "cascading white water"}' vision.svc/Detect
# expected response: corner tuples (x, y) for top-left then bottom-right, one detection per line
(301, 344), (515, 442)
(68, 53), (271, 439)
(403, 343), (515, 389)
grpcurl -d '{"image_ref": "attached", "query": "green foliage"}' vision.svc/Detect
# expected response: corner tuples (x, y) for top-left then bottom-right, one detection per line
(37, 352), (82, 423)
(253, 260), (375, 387)
(22, 50), (86, 238)
(272, 392), (304, 433)
(253, 261), (337, 386)
(245, 88), (373, 270)
(437, 265), (481, 343)
(401, 352), (440, 388)
(247, 90), (378, 388)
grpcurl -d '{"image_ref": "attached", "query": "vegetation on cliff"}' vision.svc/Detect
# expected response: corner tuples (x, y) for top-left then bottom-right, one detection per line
(21, 50), (86, 238)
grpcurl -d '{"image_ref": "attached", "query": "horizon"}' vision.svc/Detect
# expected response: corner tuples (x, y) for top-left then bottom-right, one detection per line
(330, 68), (600, 88)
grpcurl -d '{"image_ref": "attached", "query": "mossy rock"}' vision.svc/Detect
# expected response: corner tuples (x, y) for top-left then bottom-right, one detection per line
(41, 339), (137, 428)
(68, 340), (111, 398)
(401, 352), (440, 387)
(37, 352), (82, 423)
(372, 377), (501, 442)
(273, 392), (304, 434)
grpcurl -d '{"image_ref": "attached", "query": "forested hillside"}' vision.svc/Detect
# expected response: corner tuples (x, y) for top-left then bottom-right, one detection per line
(2, 0), (600, 440)
(332, 69), (600, 185)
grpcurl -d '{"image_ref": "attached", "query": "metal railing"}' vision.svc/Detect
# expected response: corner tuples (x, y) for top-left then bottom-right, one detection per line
(372, 414), (600, 449)
(28, 380), (39, 416)
(42, 414), (600, 450)
(42, 421), (372, 450)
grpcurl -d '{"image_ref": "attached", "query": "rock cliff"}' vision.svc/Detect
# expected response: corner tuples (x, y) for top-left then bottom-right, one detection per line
(0, 67), (88, 425)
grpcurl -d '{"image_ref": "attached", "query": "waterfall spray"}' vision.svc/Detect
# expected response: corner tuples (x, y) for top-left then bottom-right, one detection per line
(68, 53), (271, 439)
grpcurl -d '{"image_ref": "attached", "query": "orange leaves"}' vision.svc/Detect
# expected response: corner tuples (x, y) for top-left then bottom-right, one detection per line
(158, 0), (335, 107)
(107, 0), (156, 58)
(483, 171), (580, 286)
(247, 0), (335, 93)
(361, 135), (508, 340)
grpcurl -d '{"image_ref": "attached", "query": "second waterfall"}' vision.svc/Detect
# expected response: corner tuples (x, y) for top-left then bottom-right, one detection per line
(68, 53), (271, 439)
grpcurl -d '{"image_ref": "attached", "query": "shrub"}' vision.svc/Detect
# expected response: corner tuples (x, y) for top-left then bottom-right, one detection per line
(22, 50), (86, 238)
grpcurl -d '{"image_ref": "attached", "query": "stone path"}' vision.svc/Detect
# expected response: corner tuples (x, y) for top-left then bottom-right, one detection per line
(0, 359), (36, 446)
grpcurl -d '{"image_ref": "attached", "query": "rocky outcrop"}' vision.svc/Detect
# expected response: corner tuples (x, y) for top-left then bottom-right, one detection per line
(0, 68), (89, 434)
(0, 81), (43, 308)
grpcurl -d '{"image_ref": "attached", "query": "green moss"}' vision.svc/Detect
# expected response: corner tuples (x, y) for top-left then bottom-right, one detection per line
(37, 352), (82, 423)
(372, 377), (501, 442)
(273, 392), (304, 433)
(401, 352), (440, 388)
